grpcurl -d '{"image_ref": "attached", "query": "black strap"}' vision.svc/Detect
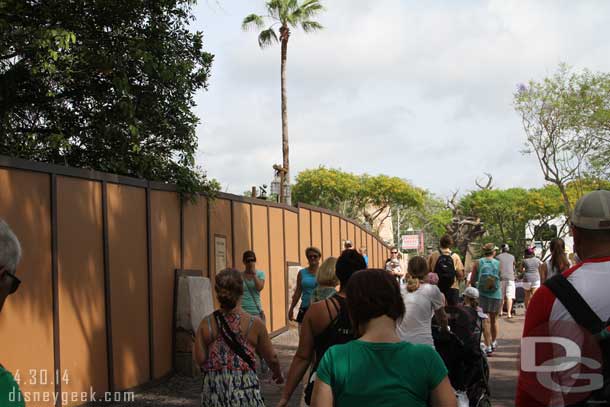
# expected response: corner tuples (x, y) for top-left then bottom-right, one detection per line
(544, 274), (604, 335)
(213, 311), (256, 371)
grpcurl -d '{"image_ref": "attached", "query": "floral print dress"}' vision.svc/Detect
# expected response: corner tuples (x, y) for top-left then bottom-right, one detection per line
(201, 312), (264, 407)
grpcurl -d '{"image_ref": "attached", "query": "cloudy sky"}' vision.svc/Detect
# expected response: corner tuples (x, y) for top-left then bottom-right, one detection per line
(191, 0), (610, 198)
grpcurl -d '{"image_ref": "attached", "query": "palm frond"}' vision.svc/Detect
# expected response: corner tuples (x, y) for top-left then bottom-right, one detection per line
(267, 0), (283, 20)
(242, 14), (266, 31)
(258, 28), (279, 48)
(289, 0), (324, 25)
(301, 20), (323, 33)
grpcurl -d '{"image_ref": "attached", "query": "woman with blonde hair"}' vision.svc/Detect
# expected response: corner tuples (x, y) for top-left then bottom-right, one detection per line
(397, 256), (448, 348)
(193, 268), (283, 406)
(311, 257), (338, 302)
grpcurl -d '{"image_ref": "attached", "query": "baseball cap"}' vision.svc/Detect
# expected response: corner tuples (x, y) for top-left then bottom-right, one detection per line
(344, 240), (353, 247)
(571, 190), (610, 230)
(463, 287), (479, 299)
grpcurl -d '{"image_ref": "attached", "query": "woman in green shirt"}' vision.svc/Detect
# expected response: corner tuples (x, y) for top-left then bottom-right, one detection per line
(311, 269), (456, 407)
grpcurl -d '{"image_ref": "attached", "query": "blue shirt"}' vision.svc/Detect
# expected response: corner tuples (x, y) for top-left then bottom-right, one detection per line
(299, 268), (318, 309)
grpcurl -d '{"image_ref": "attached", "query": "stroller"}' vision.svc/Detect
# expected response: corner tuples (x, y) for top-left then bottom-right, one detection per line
(433, 305), (491, 407)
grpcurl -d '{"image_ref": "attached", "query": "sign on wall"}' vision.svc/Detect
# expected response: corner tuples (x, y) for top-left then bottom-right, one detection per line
(401, 234), (420, 250)
(214, 235), (227, 274)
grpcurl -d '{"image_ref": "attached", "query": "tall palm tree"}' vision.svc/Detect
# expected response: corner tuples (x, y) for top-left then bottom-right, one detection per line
(242, 0), (324, 204)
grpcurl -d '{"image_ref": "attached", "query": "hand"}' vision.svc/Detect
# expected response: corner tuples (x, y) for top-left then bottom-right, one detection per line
(273, 371), (284, 384)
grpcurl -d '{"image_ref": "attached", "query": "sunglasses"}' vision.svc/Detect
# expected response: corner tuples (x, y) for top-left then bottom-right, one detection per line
(3, 270), (21, 294)
(307, 254), (320, 260)
(245, 258), (256, 263)
(391, 251), (398, 254)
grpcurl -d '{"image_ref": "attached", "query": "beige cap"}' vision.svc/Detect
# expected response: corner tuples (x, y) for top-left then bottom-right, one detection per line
(572, 190), (610, 230)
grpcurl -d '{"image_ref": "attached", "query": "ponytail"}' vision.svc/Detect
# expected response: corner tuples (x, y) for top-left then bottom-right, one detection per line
(406, 256), (428, 293)
(406, 276), (421, 293)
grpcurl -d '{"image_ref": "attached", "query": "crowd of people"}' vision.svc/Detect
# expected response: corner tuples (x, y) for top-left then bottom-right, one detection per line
(1, 190), (609, 406)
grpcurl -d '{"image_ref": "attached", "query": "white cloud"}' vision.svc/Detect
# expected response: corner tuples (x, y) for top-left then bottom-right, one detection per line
(192, 0), (610, 198)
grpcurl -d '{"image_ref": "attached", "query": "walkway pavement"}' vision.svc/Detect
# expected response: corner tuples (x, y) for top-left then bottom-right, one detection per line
(487, 310), (524, 407)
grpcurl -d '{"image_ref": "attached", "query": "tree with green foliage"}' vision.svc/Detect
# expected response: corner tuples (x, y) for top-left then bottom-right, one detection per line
(393, 192), (452, 251)
(242, 0), (324, 204)
(0, 0), (217, 196)
(292, 167), (424, 235)
(459, 186), (565, 263)
(514, 64), (610, 216)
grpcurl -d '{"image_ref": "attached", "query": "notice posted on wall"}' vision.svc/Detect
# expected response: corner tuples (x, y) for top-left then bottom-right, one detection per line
(215, 235), (227, 274)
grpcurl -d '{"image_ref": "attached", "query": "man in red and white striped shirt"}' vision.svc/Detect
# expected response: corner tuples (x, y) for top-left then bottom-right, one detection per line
(516, 190), (610, 406)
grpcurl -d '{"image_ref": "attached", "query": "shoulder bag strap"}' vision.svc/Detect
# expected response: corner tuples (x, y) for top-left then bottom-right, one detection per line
(213, 311), (256, 371)
(544, 274), (604, 335)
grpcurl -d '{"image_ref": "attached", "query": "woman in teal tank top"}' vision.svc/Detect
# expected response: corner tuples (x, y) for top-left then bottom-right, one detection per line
(288, 247), (320, 323)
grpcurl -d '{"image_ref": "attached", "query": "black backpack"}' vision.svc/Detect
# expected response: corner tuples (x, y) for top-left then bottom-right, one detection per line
(435, 250), (456, 294)
(545, 274), (610, 406)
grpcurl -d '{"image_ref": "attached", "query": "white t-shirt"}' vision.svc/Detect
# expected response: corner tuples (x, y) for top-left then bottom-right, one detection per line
(496, 252), (516, 280)
(396, 283), (445, 347)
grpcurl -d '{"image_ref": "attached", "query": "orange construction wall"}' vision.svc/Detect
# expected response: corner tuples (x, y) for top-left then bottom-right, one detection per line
(0, 161), (393, 404)
(284, 211), (299, 264)
(232, 202), (252, 268)
(106, 183), (150, 390)
(0, 169), (55, 405)
(298, 208), (310, 265)
(310, 211), (321, 252)
(331, 216), (340, 257)
(348, 223), (356, 247)
(57, 177), (108, 397)
(183, 197), (207, 275)
(340, 219), (348, 246)
(269, 208), (286, 332)
(321, 214), (331, 260)
(251, 204), (271, 331)
(368, 234), (375, 268)
(209, 198), (232, 273)
(150, 190), (180, 379)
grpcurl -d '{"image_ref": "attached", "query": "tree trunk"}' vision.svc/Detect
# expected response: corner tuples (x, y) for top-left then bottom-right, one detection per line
(557, 182), (573, 220)
(279, 26), (289, 204)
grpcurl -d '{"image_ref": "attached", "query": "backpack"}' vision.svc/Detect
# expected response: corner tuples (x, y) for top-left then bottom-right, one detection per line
(545, 274), (610, 406)
(435, 250), (456, 294)
(477, 259), (499, 295)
